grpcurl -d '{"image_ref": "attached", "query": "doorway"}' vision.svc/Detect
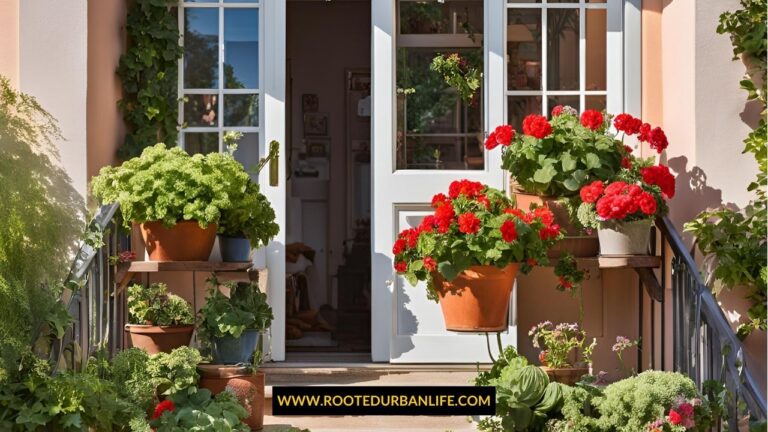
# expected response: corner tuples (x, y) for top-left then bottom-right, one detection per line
(284, 0), (372, 361)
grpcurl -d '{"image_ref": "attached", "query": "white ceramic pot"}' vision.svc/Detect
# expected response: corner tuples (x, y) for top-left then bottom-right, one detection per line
(597, 220), (652, 256)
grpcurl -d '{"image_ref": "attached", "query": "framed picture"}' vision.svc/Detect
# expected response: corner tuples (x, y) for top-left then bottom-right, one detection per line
(349, 73), (371, 91)
(302, 94), (318, 112)
(305, 138), (329, 158)
(303, 112), (329, 136)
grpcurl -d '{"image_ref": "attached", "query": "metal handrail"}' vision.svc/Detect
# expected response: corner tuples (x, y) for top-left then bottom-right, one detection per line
(658, 216), (766, 426)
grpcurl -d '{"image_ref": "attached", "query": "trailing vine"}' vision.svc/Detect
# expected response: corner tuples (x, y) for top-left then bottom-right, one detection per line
(117, 0), (183, 160)
(684, 0), (767, 338)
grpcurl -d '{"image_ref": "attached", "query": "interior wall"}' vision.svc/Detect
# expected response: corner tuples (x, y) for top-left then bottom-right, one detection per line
(287, 1), (371, 309)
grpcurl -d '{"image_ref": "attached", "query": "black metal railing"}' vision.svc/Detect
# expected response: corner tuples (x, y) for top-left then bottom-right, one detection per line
(54, 204), (129, 371)
(658, 216), (766, 428)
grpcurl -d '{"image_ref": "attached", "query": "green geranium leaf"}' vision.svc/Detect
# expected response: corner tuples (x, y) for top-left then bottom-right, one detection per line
(532, 164), (557, 184)
(585, 153), (601, 169)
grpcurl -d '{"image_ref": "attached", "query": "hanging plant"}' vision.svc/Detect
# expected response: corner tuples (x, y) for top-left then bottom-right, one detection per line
(117, 0), (183, 160)
(430, 52), (482, 103)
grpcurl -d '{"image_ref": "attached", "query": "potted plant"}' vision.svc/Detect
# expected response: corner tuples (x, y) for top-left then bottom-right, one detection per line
(576, 162), (675, 255)
(125, 283), (195, 354)
(149, 388), (250, 431)
(198, 353), (265, 430)
(91, 143), (257, 261)
(197, 276), (273, 364)
(529, 321), (596, 385)
(484, 107), (670, 257)
(393, 179), (563, 331)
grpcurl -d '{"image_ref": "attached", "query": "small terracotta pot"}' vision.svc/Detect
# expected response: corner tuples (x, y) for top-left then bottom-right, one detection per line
(139, 220), (217, 261)
(125, 324), (194, 354)
(540, 366), (589, 386)
(512, 191), (599, 258)
(198, 365), (264, 431)
(597, 220), (651, 256)
(432, 264), (518, 332)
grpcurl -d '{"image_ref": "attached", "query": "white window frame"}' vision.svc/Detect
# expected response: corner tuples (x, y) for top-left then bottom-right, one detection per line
(178, 0), (264, 152)
(504, 0), (624, 118)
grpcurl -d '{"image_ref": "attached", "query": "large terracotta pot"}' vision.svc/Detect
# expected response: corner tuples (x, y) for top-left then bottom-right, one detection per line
(198, 365), (264, 431)
(432, 264), (518, 332)
(125, 324), (194, 354)
(139, 220), (217, 261)
(540, 366), (589, 386)
(512, 191), (599, 258)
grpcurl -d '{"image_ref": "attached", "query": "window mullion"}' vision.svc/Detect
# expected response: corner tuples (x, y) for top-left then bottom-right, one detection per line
(579, 3), (586, 112)
(218, 6), (224, 152)
(541, 5), (548, 116)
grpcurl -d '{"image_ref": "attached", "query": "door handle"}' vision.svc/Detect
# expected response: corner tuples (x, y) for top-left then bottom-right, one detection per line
(269, 140), (279, 187)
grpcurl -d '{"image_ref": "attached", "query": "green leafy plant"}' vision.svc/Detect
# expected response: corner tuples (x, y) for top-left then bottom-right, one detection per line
(150, 388), (249, 432)
(430, 52), (482, 103)
(91, 143), (255, 229)
(127, 283), (194, 326)
(217, 164), (279, 249)
(717, 0), (766, 105)
(393, 179), (563, 301)
(117, 0), (183, 159)
(529, 322), (595, 369)
(197, 276), (274, 344)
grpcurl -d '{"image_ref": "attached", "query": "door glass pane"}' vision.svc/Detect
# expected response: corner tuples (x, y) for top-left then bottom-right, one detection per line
(230, 133), (261, 179)
(184, 132), (219, 155)
(548, 95), (580, 114)
(224, 9), (259, 89)
(184, 8), (219, 89)
(184, 94), (219, 127)
(224, 94), (259, 126)
(507, 9), (542, 91)
(585, 95), (606, 111)
(508, 95), (542, 131)
(396, 0), (483, 170)
(225, 0), (258, 2)
(586, 8), (607, 90)
(547, 8), (579, 90)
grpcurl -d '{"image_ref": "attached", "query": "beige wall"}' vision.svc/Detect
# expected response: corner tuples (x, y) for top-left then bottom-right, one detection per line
(0, 0), (19, 87)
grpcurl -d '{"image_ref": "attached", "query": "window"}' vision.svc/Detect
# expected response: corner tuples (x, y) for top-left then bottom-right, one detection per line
(506, 0), (608, 129)
(179, 0), (262, 169)
(396, 0), (484, 171)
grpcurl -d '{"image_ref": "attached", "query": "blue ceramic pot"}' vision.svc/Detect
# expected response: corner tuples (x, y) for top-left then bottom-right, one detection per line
(219, 235), (251, 262)
(212, 330), (261, 364)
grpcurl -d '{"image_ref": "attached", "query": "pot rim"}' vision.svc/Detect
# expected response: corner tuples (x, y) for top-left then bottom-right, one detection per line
(125, 324), (195, 334)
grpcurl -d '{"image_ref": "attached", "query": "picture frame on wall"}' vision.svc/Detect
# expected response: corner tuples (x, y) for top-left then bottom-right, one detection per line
(303, 112), (329, 136)
(348, 73), (371, 91)
(305, 138), (329, 158)
(302, 94), (319, 112)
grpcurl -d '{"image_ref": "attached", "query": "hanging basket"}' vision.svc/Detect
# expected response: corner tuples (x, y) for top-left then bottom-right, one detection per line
(431, 264), (518, 332)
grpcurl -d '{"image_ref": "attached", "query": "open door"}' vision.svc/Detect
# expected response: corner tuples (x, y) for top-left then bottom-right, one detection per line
(371, 0), (512, 363)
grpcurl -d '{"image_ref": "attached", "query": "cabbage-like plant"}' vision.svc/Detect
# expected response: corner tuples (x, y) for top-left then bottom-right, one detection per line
(196, 276), (273, 344)
(217, 181), (279, 249)
(127, 283), (194, 326)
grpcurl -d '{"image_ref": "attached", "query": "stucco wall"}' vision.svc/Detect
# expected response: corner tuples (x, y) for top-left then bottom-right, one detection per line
(0, 0), (19, 87)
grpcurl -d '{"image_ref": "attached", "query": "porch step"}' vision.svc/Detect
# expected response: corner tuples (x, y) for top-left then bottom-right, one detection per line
(261, 364), (482, 431)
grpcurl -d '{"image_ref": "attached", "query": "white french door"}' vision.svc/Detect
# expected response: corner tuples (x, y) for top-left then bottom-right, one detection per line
(371, 0), (512, 363)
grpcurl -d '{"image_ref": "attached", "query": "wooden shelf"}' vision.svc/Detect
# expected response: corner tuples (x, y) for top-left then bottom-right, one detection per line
(116, 261), (258, 293)
(575, 255), (661, 269)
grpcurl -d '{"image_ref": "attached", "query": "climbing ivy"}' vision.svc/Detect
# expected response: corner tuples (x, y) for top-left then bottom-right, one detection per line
(117, 0), (183, 160)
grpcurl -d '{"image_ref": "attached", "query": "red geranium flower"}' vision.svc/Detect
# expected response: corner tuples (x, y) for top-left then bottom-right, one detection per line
(604, 181), (629, 196)
(532, 206), (555, 226)
(484, 131), (499, 150)
(647, 127), (668, 153)
(152, 400), (175, 420)
(579, 180), (604, 204)
(419, 215), (436, 233)
(449, 179), (484, 199)
(400, 228), (419, 248)
(500, 220), (517, 243)
(637, 123), (652, 141)
(394, 261), (407, 272)
(638, 192), (657, 215)
(522, 114), (553, 139)
(558, 276), (573, 290)
(668, 409), (683, 425)
(423, 256), (436, 272)
(621, 157), (632, 169)
(392, 238), (407, 255)
(476, 194), (491, 209)
(494, 125), (515, 146)
(641, 164), (676, 198)
(435, 203), (456, 233)
(551, 105), (564, 117)
(538, 223), (560, 240)
(580, 110), (604, 131)
(458, 212), (481, 234)
(624, 144), (634, 154)
(431, 193), (449, 208)
(613, 113), (642, 135)
(678, 402), (694, 418)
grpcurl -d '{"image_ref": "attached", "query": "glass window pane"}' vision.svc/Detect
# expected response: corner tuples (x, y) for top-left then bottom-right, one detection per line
(585, 95), (606, 111)
(224, 94), (259, 126)
(225, 0), (258, 2)
(184, 94), (219, 127)
(508, 0), (540, 3)
(230, 133), (261, 179)
(586, 8), (607, 90)
(224, 9), (259, 89)
(399, 1), (483, 35)
(507, 9), (542, 91)
(508, 96), (542, 131)
(548, 95), (580, 114)
(184, 133), (219, 155)
(548, 8), (579, 91)
(184, 8), (219, 89)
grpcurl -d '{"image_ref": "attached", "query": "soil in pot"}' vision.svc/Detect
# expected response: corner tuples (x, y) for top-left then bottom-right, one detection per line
(512, 191), (599, 258)
(139, 220), (217, 261)
(125, 324), (194, 355)
(540, 366), (589, 386)
(597, 220), (651, 256)
(219, 235), (252, 262)
(198, 365), (264, 431)
(432, 264), (518, 332)
(212, 330), (261, 364)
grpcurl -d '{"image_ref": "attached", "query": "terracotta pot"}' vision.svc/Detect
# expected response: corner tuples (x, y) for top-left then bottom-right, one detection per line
(139, 220), (217, 261)
(198, 365), (264, 431)
(540, 366), (589, 386)
(125, 324), (194, 355)
(597, 220), (651, 256)
(512, 191), (599, 258)
(432, 264), (518, 332)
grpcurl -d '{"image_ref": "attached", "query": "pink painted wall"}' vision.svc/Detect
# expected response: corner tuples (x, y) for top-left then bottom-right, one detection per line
(0, 0), (19, 87)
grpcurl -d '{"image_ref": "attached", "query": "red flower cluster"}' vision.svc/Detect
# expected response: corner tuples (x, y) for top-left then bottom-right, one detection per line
(434, 203), (456, 233)
(423, 256), (437, 271)
(558, 276), (573, 291)
(431, 193), (449, 208)
(484, 125), (516, 150)
(458, 212), (481, 234)
(582, 180), (658, 220)
(667, 409), (683, 426)
(641, 164), (676, 198)
(448, 179), (484, 199)
(522, 114), (553, 139)
(613, 113), (642, 135)
(613, 113), (668, 153)
(152, 400), (175, 420)
(500, 220), (517, 242)
(551, 105), (564, 117)
(580, 110), (604, 131)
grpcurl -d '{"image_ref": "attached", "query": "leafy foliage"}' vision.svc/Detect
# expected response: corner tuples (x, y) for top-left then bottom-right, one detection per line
(717, 0), (767, 105)
(117, 0), (183, 159)
(529, 322), (595, 369)
(430, 52), (482, 103)
(127, 283), (194, 326)
(150, 388), (249, 432)
(197, 276), (274, 344)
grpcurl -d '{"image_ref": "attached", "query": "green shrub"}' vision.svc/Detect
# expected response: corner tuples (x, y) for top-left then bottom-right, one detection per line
(127, 283), (194, 326)
(150, 388), (249, 432)
(197, 276), (273, 344)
